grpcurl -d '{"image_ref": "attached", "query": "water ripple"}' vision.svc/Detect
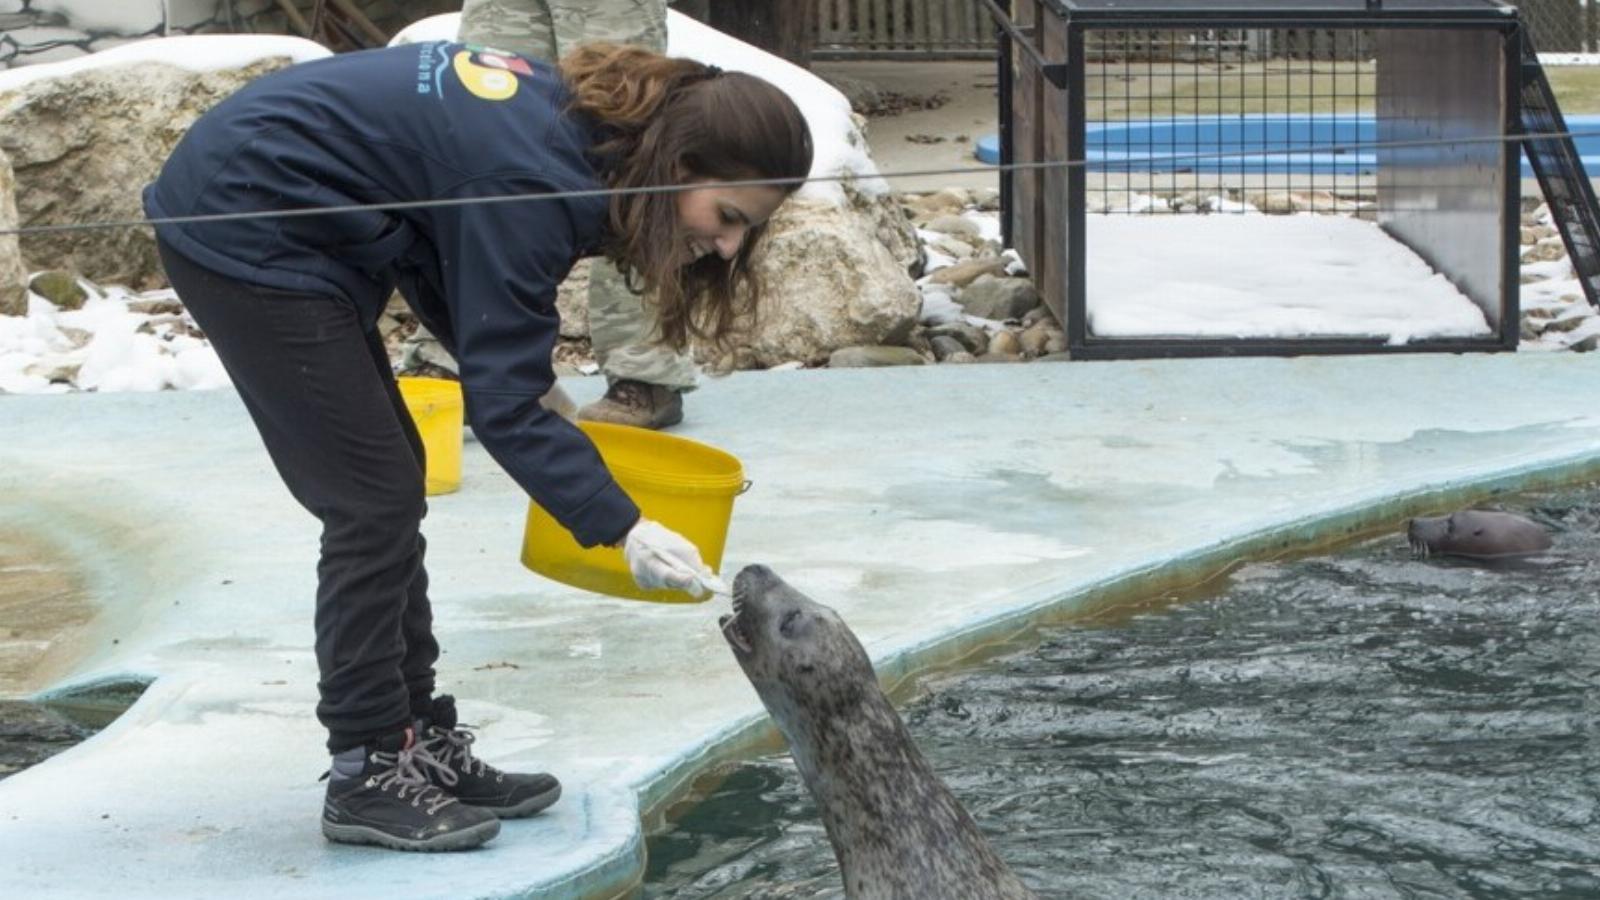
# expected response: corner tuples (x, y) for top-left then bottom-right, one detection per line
(644, 484), (1600, 899)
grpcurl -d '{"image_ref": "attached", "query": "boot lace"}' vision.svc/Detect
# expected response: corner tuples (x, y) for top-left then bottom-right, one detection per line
(369, 741), (460, 814)
(424, 724), (503, 782)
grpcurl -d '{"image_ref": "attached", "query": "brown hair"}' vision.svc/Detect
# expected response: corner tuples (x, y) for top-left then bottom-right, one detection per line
(559, 43), (814, 352)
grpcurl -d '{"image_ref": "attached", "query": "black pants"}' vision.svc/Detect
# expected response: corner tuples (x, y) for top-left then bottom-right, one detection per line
(159, 241), (439, 753)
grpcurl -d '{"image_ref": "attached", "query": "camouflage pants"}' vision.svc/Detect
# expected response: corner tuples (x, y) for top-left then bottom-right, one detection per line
(455, 0), (697, 390)
(458, 0), (668, 59)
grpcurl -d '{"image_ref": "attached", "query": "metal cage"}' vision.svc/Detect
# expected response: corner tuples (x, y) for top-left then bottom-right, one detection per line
(997, 0), (1528, 360)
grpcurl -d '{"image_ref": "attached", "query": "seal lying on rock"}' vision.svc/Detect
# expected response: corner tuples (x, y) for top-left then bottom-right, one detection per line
(720, 564), (1037, 900)
(1407, 509), (1552, 560)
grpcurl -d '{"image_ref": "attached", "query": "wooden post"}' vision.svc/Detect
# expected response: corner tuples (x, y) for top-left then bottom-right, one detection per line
(273, 0), (313, 37)
(707, 0), (817, 68)
(325, 0), (390, 47)
(674, 0), (711, 23)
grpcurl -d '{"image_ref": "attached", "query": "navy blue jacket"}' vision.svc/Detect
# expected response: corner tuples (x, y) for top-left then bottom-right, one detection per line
(145, 42), (639, 548)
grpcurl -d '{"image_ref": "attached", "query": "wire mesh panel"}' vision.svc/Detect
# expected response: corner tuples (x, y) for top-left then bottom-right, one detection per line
(1082, 29), (1380, 217)
(999, 1), (1525, 359)
(1504, 0), (1593, 52)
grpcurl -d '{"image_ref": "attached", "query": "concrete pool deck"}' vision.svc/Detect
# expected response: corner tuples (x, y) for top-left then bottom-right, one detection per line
(4, 353), (1600, 898)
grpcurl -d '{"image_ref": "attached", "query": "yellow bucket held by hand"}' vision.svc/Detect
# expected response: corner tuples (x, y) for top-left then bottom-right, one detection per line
(397, 376), (464, 496)
(522, 421), (748, 603)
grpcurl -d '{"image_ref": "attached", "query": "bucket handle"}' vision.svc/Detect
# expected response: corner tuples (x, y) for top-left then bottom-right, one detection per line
(738, 479), (753, 495)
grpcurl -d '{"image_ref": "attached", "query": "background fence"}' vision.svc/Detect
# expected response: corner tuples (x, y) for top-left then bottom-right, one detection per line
(814, 0), (996, 58)
(814, 0), (1600, 59)
(1515, 0), (1600, 52)
(5, 0), (1600, 68)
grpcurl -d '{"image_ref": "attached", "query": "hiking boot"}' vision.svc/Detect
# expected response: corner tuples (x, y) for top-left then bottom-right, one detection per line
(417, 695), (563, 819)
(321, 727), (500, 852)
(577, 379), (684, 430)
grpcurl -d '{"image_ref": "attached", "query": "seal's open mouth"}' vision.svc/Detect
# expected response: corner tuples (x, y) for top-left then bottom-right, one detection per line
(719, 591), (754, 656)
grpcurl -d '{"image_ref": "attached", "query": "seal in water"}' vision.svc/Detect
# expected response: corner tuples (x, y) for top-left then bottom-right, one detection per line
(719, 564), (1037, 900)
(1407, 509), (1552, 560)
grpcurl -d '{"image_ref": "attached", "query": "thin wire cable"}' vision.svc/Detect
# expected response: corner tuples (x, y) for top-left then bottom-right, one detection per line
(0, 127), (1591, 238)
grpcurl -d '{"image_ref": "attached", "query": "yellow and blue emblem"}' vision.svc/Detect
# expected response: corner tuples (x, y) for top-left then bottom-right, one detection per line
(452, 46), (532, 101)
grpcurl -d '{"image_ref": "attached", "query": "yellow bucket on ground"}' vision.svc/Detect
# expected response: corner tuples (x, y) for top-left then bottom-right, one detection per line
(522, 421), (747, 603)
(397, 377), (463, 496)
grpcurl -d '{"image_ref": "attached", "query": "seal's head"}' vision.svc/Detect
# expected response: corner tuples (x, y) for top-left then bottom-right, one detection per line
(719, 564), (876, 734)
(717, 565), (1041, 900)
(1407, 509), (1553, 560)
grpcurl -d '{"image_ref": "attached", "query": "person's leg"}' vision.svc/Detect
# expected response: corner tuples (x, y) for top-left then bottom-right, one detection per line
(358, 327), (442, 718)
(579, 260), (698, 429)
(462, 0), (670, 56)
(546, 0), (667, 51)
(436, 0), (585, 426)
(459, 0), (696, 429)
(363, 282), (567, 820)
(457, 0), (558, 59)
(563, 0), (699, 428)
(175, 277), (423, 746)
(158, 242), (498, 850)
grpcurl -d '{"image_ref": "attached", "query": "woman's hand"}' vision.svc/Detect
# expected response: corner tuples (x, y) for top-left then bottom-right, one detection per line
(623, 519), (720, 595)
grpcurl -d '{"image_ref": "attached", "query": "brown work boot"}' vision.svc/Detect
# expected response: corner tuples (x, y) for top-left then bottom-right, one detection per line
(578, 379), (684, 429)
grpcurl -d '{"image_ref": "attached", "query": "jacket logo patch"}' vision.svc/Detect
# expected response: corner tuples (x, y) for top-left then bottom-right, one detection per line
(452, 48), (530, 101)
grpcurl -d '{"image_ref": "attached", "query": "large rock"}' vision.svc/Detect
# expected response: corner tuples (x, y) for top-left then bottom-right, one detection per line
(0, 42), (321, 287)
(844, 179), (921, 277)
(0, 148), (25, 316)
(959, 276), (1041, 321)
(708, 197), (921, 369)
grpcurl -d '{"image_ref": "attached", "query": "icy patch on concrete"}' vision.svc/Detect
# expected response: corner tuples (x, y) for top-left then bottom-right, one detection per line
(1087, 215), (1492, 343)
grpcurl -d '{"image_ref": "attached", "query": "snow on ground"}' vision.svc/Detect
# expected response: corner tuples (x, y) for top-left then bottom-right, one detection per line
(0, 282), (228, 394)
(0, 24), (1592, 395)
(10, 202), (1579, 396)
(0, 34), (329, 93)
(1523, 258), (1586, 309)
(392, 10), (882, 203)
(1087, 214), (1492, 343)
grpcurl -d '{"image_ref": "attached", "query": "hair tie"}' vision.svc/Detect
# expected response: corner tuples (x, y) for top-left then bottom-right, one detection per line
(703, 64), (723, 77)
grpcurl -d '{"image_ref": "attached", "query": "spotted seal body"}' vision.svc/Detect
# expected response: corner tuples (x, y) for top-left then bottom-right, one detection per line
(720, 565), (1036, 900)
(1407, 509), (1552, 560)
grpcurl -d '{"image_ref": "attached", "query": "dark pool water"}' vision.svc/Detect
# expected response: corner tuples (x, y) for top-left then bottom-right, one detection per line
(641, 485), (1600, 899)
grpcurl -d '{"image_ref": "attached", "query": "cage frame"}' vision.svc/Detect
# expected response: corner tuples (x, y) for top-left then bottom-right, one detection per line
(996, 0), (1527, 360)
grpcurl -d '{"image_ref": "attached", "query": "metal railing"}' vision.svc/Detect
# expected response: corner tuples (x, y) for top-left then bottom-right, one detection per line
(813, 0), (1600, 59)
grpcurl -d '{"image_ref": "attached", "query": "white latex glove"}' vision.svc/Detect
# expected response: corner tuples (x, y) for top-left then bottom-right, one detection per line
(623, 519), (719, 595)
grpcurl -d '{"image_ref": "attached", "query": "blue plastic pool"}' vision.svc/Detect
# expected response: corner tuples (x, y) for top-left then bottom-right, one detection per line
(974, 114), (1600, 178)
